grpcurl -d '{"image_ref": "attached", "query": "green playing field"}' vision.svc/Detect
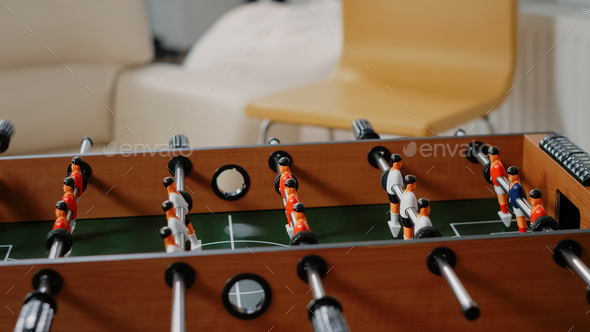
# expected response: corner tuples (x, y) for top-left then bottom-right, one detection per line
(0, 198), (519, 260)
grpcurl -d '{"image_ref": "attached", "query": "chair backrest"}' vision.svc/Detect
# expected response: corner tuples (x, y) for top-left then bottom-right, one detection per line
(0, 0), (153, 70)
(337, 0), (516, 96)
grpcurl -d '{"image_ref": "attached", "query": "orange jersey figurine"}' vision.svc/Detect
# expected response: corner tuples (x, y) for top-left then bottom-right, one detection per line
(160, 226), (182, 253)
(69, 156), (84, 197)
(163, 177), (199, 250)
(278, 157), (295, 199)
(284, 178), (301, 227)
(52, 201), (71, 232)
(62, 177), (77, 220)
(529, 189), (547, 223)
(163, 200), (189, 250)
(488, 146), (512, 226)
(292, 203), (311, 235)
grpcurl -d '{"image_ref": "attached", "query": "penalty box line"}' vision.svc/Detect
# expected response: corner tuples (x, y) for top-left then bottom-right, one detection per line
(450, 219), (517, 237)
(0, 245), (13, 261)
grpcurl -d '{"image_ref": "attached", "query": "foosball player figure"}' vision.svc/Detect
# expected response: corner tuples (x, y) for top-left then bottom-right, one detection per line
(69, 157), (85, 197)
(292, 202), (311, 234)
(529, 189), (547, 224)
(163, 177), (199, 249)
(52, 201), (71, 232)
(160, 226), (182, 253)
(386, 154), (403, 237)
(279, 156), (291, 176)
(488, 146), (512, 226)
(506, 166), (527, 233)
(62, 177), (77, 221)
(289, 202), (318, 245)
(414, 198), (442, 238)
(283, 178), (300, 237)
(162, 200), (190, 251)
(400, 175), (418, 240)
(278, 157), (296, 201)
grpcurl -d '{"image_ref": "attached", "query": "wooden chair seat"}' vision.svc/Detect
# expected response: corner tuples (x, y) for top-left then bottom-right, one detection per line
(246, 0), (516, 137)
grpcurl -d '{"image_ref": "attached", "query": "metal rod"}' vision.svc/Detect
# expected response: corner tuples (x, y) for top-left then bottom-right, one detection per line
(513, 196), (532, 218)
(175, 163), (185, 192)
(275, 160), (282, 175)
(373, 152), (390, 173)
(176, 206), (186, 227)
(38, 276), (50, 294)
(435, 256), (479, 316)
(306, 264), (326, 300)
(495, 175), (510, 195)
(171, 272), (186, 332)
(406, 207), (419, 227)
(80, 138), (92, 154)
(562, 248), (590, 286)
(392, 185), (404, 201)
(48, 239), (63, 259)
(174, 233), (187, 251)
(474, 150), (490, 168)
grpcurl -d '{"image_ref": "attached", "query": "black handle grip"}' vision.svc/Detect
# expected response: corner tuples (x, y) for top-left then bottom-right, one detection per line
(169, 134), (190, 149)
(0, 119), (14, 153)
(352, 119), (380, 140)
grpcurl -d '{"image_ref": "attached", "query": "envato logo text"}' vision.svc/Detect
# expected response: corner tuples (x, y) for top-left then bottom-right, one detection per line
(103, 142), (193, 158)
(402, 141), (489, 158)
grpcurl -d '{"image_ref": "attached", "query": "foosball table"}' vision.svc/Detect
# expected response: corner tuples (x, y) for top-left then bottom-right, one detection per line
(1, 120), (590, 332)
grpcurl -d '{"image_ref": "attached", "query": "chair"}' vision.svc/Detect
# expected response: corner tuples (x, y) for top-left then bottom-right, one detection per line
(246, 0), (517, 141)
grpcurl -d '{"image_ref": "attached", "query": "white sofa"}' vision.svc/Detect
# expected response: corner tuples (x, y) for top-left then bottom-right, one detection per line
(1, 0), (342, 156)
(113, 0), (343, 151)
(0, 0), (153, 155)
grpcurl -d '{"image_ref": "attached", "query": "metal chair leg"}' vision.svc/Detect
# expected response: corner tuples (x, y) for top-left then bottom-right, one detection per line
(328, 128), (335, 142)
(483, 115), (494, 134)
(258, 119), (272, 145)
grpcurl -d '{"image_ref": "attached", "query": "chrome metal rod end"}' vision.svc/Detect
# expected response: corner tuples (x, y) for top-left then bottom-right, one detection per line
(353, 119), (380, 140)
(427, 247), (480, 320)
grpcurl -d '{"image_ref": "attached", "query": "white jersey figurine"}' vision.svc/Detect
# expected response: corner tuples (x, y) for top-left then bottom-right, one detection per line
(400, 175), (418, 240)
(163, 200), (190, 250)
(160, 226), (182, 253)
(164, 177), (200, 250)
(386, 154), (404, 238)
(414, 198), (433, 236)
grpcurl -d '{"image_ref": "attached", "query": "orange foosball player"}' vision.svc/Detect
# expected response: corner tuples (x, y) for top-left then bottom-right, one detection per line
(284, 178), (301, 228)
(52, 201), (71, 232)
(62, 177), (77, 220)
(160, 226), (182, 253)
(278, 157), (297, 200)
(292, 202), (311, 234)
(69, 157), (85, 197)
(163, 177), (200, 250)
(163, 201), (189, 251)
(488, 147), (512, 226)
(289, 203), (318, 245)
(529, 189), (547, 223)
